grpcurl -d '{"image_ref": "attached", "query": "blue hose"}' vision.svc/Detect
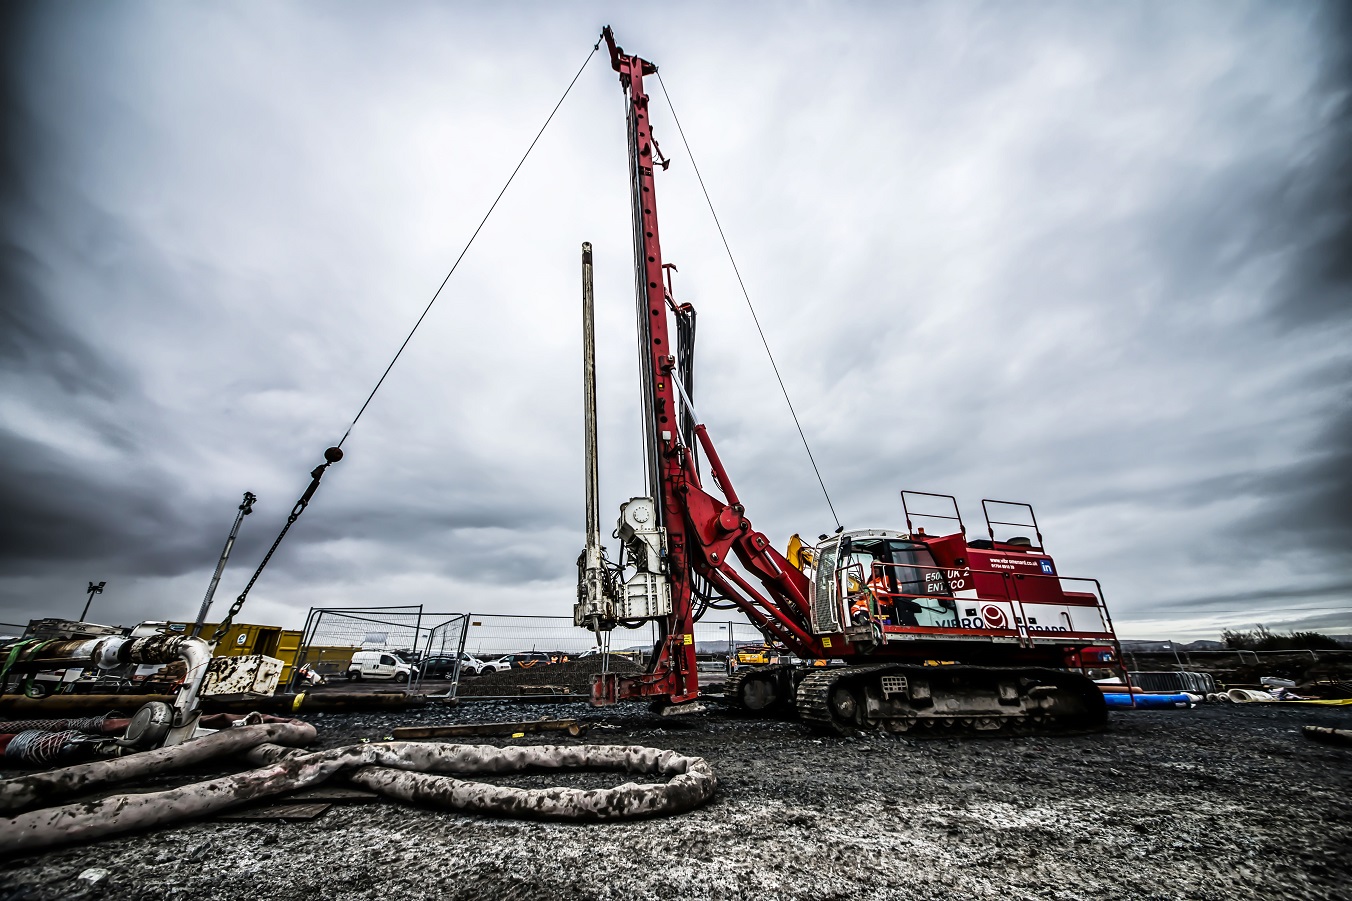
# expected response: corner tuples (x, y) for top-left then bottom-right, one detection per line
(1103, 692), (1194, 709)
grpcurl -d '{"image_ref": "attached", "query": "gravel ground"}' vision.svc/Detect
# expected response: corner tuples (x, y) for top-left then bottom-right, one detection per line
(2, 701), (1349, 901)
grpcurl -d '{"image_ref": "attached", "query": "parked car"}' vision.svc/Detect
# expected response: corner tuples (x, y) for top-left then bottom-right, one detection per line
(347, 650), (417, 683)
(421, 652), (497, 679)
(419, 655), (458, 680)
(499, 651), (553, 669)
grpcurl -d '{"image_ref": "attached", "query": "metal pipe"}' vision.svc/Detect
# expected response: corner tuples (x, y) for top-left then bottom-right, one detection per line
(191, 491), (256, 638)
(583, 242), (602, 570)
(577, 242), (613, 634)
(451, 612), (471, 702)
(166, 636), (213, 745)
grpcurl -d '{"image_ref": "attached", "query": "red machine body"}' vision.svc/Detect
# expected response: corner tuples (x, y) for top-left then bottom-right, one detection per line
(586, 29), (1121, 729)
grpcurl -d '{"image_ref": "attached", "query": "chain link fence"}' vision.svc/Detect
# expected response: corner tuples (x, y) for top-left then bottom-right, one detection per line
(1121, 646), (1352, 669)
(457, 614), (616, 660)
(294, 606), (462, 687)
(292, 605), (790, 696)
(454, 615), (769, 663)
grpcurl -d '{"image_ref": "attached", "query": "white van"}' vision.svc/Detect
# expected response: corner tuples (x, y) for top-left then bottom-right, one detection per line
(347, 650), (416, 683)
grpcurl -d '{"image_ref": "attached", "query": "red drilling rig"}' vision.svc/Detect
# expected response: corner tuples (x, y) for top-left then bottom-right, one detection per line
(575, 28), (1122, 733)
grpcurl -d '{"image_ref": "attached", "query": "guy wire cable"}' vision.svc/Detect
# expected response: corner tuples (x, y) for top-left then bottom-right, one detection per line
(209, 40), (600, 634)
(654, 71), (842, 531)
(337, 39), (600, 449)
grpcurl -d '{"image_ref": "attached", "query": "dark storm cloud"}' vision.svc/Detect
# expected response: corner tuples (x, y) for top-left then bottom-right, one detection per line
(0, 5), (172, 574)
(1220, 5), (1352, 561)
(1241, 396), (1352, 554)
(1, 1), (1348, 639)
(0, 243), (128, 400)
(1266, 2), (1352, 330)
(0, 430), (191, 572)
(0, 2), (34, 211)
(1137, 579), (1352, 615)
(0, 8), (115, 395)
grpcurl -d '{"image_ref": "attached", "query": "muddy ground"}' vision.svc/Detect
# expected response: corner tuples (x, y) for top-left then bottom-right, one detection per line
(2, 701), (1349, 901)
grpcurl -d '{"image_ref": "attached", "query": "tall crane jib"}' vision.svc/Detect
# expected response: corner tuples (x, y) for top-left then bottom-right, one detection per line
(575, 28), (1126, 732)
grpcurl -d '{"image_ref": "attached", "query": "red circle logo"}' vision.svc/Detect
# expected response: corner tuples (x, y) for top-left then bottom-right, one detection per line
(981, 605), (1007, 628)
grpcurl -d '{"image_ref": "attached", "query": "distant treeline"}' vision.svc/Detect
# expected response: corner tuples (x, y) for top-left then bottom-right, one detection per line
(1222, 626), (1346, 651)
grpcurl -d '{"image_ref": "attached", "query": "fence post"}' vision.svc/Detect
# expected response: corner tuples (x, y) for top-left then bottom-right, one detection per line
(291, 607), (320, 693)
(416, 614), (435, 691)
(412, 605), (424, 691)
(450, 613), (472, 701)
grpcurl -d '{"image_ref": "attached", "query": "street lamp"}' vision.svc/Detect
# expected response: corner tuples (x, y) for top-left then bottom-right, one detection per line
(81, 581), (106, 622)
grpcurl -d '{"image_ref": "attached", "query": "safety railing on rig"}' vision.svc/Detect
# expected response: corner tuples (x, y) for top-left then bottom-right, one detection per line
(825, 556), (1121, 652)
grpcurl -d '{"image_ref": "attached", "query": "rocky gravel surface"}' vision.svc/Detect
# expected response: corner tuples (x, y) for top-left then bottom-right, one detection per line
(2, 701), (1349, 901)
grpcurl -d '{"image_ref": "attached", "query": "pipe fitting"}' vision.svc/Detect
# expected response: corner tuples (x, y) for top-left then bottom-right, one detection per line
(92, 637), (131, 670)
(127, 634), (191, 665)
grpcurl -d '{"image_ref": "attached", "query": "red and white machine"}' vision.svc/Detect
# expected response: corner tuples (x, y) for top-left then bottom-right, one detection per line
(574, 28), (1123, 733)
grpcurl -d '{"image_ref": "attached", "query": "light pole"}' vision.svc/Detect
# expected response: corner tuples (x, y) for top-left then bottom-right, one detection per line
(81, 581), (106, 621)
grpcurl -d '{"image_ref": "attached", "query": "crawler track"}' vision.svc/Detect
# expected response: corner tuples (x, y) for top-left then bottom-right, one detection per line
(795, 664), (1108, 735)
(724, 664), (797, 716)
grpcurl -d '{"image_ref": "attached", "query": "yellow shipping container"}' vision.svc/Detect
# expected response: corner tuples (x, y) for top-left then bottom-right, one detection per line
(163, 621), (305, 682)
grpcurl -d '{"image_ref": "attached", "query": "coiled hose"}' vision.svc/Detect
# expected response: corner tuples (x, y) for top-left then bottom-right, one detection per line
(1, 728), (716, 853)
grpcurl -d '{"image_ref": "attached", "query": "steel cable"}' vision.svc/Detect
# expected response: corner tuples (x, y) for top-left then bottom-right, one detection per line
(654, 72), (841, 530)
(337, 40), (601, 448)
(206, 44), (600, 635)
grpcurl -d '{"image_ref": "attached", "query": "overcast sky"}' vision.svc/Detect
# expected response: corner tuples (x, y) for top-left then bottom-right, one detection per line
(2, 1), (1348, 641)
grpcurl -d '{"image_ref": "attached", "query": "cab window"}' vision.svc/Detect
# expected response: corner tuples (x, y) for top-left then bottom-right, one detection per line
(380, 655), (396, 666)
(842, 539), (893, 592)
(886, 541), (948, 598)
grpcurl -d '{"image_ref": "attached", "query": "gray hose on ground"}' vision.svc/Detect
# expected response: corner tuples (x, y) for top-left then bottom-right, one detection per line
(0, 722), (316, 815)
(1303, 725), (1352, 746)
(247, 742), (718, 820)
(3, 742), (716, 854)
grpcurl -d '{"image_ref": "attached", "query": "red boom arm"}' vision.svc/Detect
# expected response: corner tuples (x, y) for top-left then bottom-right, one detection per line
(595, 29), (820, 708)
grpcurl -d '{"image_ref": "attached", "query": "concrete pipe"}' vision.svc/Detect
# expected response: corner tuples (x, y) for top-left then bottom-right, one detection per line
(1226, 688), (1276, 703)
